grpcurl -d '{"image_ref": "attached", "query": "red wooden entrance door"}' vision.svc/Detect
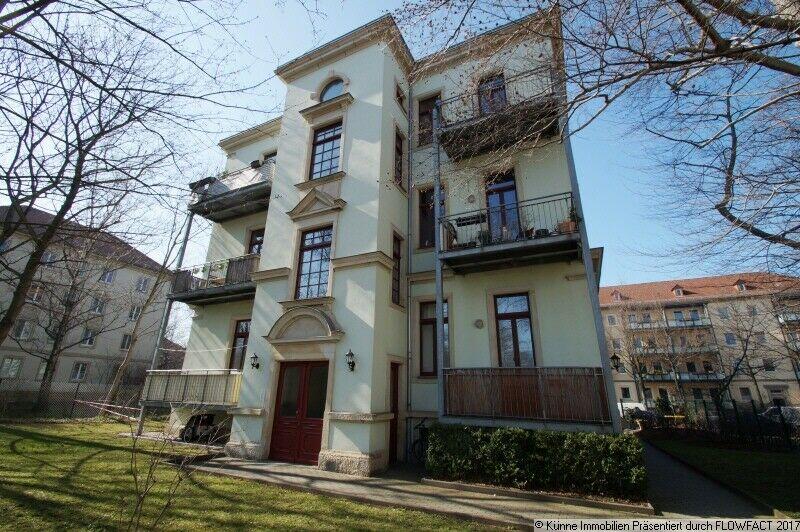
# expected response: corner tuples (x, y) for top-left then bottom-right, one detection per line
(269, 361), (329, 465)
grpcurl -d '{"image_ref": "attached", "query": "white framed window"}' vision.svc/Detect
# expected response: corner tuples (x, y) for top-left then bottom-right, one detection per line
(611, 338), (622, 350)
(89, 297), (106, 315)
(0, 357), (22, 379)
(763, 358), (776, 372)
(724, 332), (736, 346)
(99, 269), (115, 284)
(70, 361), (88, 382)
(135, 276), (150, 293)
(40, 250), (57, 266)
(606, 314), (617, 326)
(128, 305), (142, 321)
(36, 361), (47, 381)
(747, 305), (758, 317)
(26, 284), (44, 303)
(12, 319), (32, 340)
(620, 387), (631, 399)
(80, 328), (97, 346)
(120, 334), (132, 351)
(718, 307), (730, 319)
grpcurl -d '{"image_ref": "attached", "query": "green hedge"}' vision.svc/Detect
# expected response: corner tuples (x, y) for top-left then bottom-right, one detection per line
(425, 424), (647, 501)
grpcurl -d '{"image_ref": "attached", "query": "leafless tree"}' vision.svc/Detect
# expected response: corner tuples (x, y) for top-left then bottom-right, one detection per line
(396, 0), (800, 273)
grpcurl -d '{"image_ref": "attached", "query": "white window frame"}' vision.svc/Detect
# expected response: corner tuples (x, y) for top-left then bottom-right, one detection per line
(12, 319), (32, 340)
(70, 361), (88, 382)
(89, 297), (106, 315)
(0, 357), (22, 379)
(606, 314), (617, 326)
(26, 284), (44, 303)
(99, 269), (116, 284)
(135, 276), (150, 293)
(81, 328), (97, 346)
(724, 332), (736, 346)
(129, 305), (142, 321)
(40, 250), (57, 266)
(120, 333), (132, 351)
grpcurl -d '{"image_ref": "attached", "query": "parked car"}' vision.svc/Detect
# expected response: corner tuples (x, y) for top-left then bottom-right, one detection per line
(759, 406), (800, 427)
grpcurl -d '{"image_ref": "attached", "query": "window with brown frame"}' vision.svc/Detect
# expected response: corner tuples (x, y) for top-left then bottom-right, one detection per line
(394, 128), (405, 189)
(391, 234), (402, 305)
(309, 122), (342, 180)
(478, 74), (507, 115)
(395, 83), (406, 112)
(494, 293), (535, 367)
(296, 226), (332, 299)
(229, 319), (250, 371)
(248, 228), (264, 255)
(418, 188), (435, 249)
(417, 95), (438, 146)
(420, 300), (448, 377)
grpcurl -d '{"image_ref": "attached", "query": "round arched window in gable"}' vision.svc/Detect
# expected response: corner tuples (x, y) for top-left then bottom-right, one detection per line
(320, 78), (344, 102)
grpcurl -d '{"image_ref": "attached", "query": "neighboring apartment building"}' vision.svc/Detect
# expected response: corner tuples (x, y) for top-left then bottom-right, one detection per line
(0, 206), (167, 390)
(600, 273), (800, 409)
(142, 13), (617, 475)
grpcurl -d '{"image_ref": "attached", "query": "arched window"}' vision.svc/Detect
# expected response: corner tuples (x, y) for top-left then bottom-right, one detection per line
(320, 78), (344, 102)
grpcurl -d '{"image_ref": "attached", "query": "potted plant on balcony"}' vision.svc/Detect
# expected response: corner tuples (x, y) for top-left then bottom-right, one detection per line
(556, 206), (579, 234)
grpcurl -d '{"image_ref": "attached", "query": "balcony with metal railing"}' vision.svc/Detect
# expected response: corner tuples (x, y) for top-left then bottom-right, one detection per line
(442, 367), (611, 425)
(633, 345), (719, 356)
(169, 253), (259, 305)
(640, 371), (725, 382)
(141, 369), (241, 407)
(437, 67), (560, 161)
(666, 317), (712, 328)
(439, 192), (580, 273)
(188, 161), (274, 222)
(778, 312), (800, 325)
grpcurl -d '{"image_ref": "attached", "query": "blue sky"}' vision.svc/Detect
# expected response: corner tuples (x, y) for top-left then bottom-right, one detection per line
(194, 0), (694, 286)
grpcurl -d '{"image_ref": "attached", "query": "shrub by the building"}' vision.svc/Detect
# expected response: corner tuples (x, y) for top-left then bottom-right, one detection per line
(426, 424), (647, 501)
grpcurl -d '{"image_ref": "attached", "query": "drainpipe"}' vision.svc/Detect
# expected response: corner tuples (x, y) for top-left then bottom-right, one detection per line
(432, 100), (446, 420)
(405, 83), (414, 459)
(136, 210), (194, 435)
(562, 130), (621, 433)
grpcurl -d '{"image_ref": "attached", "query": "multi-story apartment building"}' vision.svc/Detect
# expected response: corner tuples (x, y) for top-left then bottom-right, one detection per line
(0, 206), (168, 390)
(600, 273), (800, 409)
(143, 13), (617, 475)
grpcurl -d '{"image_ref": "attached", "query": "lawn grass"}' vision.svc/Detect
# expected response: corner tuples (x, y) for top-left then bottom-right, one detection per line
(0, 420), (489, 530)
(650, 439), (800, 518)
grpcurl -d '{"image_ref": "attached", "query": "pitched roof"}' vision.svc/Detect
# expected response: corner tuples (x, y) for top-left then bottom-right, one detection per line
(0, 205), (162, 272)
(599, 272), (800, 306)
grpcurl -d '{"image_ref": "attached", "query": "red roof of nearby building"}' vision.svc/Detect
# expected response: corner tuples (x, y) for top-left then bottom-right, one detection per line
(599, 272), (800, 306)
(0, 205), (162, 272)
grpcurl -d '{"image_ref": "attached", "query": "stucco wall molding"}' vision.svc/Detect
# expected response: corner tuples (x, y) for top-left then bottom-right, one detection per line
(331, 251), (394, 272)
(327, 411), (394, 423)
(287, 188), (346, 221)
(299, 93), (354, 123)
(252, 267), (291, 282)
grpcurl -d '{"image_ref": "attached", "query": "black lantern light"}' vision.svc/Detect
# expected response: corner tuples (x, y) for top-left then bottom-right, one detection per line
(250, 353), (260, 370)
(345, 349), (356, 372)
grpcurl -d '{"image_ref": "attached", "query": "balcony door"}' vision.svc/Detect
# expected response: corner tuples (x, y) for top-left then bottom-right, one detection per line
(229, 319), (250, 371)
(270, 361), (329, 465)
(486, 172), (521, 243)
(494, 294), (535, 367)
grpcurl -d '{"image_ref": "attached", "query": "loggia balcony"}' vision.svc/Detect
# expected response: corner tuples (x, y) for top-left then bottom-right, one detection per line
(437, 67), (560, 161)
(439, 192), (580, 273)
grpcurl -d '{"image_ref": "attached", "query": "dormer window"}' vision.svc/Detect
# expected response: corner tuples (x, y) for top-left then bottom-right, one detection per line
(612, 291), (622, 302)
(736, 280), (747, 292)
(673, 288), (683, 297)
(320, 78), (344, 102)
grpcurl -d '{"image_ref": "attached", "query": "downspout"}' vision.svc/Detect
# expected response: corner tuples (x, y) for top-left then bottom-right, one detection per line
(405, 83), (414, 459)
(136, 210), (194, 435)
(432, 100), (446, 420)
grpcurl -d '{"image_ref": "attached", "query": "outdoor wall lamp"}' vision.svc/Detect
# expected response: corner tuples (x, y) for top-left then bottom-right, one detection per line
(346, 349), (356, 372)
(250, 353), (260, 370)
(609, 354), (621, 371)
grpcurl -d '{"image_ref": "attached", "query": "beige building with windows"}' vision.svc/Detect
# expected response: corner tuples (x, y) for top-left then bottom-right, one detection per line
(0, 207), (168, 392)
(146, 13), (618, 475)
(600, 273), (800, 409)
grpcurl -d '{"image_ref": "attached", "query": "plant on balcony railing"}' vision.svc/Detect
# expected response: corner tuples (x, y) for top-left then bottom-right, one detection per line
(171, 254), (259, 294)
(440, 192), (576, 252)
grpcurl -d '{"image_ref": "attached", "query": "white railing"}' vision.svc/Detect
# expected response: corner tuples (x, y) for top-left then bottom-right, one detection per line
(191, 162), (274, 203)
(141, 369), (242, 406)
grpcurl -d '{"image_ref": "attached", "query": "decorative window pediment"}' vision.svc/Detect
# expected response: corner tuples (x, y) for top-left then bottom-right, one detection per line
(266, 306), (343, 346)
(287, 188), (346, 221)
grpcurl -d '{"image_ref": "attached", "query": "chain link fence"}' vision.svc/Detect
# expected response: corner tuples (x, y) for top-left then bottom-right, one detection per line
(0, 379), (143, 419)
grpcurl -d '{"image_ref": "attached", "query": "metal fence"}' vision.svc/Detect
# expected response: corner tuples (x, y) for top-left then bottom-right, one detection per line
(628, 399), (799, 450)
(0, 379), (143, 419)
(171, 254), (259, 294)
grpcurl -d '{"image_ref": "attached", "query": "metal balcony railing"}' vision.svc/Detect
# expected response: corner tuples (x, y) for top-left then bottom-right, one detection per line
(633, 345), (719, 355)
(190, 162), (274, 204)
(438, 66), (556, 129)
(142, 369), (242, 406)
(640, 371), (725, 382)
(171, 254), (259, 295)
(667, 317), (712, 328)
(440, 192), (576, 252)
(443, 367), (611, 424)
(778, 312), (800, 324)
(626, 320), (667, 330)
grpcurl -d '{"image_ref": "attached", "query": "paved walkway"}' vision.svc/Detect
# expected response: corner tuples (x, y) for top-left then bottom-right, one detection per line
(643, 443), (766, 518)
(189, 458), (643, 526)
